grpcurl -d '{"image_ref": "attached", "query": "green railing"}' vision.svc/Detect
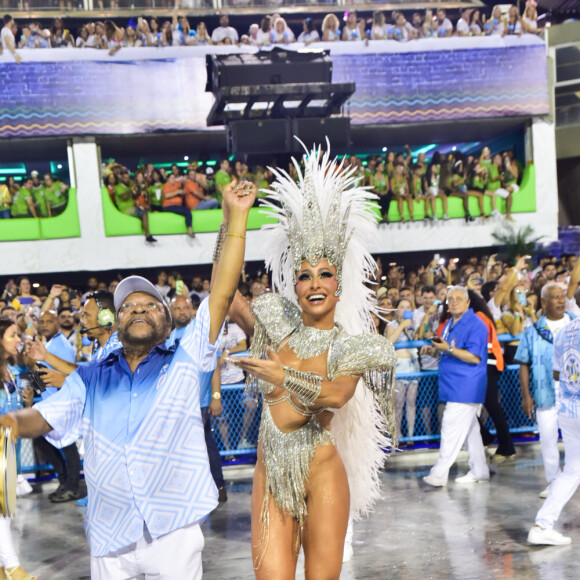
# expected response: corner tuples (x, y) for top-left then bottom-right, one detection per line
(102, 165), (537, 236)
(0, 189), (81, 242)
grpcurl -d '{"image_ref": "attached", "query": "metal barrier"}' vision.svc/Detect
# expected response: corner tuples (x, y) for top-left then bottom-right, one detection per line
(19, 333), (536, 472)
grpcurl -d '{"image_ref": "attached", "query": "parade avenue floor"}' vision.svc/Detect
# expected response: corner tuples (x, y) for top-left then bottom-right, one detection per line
(11, 442), (580, 579)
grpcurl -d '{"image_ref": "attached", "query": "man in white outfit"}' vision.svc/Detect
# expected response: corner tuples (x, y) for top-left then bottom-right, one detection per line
(421, 286), (490, 486)
(528, 316), (580, 545)
(515, 283), (574, 498)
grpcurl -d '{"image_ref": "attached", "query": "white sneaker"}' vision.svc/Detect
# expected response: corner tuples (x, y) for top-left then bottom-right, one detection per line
(443, 213), (449, 221)
(539, 487), (550, 499)
(528, 525), (571, 546)
(423, 474), (446, 487)
(16, 474), (33, 497)
(491, 209), (500, 217)
(455, 472), (490, 484)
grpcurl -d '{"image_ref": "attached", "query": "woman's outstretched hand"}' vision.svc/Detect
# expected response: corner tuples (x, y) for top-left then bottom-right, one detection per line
(228, 348), (285, 387)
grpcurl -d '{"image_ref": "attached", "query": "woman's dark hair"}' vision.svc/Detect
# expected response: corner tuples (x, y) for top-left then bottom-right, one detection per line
(469, 9), (481, 25)
(481, 280), (498, 303)
(16, 276), (30, 293)
(260, 15), (271, 32)
(304, 17), (315, 32)
(0, 317), (17, 371)
(467, 289), (496, 329)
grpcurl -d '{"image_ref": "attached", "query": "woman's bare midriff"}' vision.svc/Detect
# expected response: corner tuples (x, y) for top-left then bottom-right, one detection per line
(263, 344), (334, 433)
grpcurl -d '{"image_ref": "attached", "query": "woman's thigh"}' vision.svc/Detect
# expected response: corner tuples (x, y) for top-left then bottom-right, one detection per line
(302, 445), (350, 580)
(252, 449), (300, 580)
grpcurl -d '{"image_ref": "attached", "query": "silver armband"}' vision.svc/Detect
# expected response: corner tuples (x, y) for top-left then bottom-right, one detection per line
(282, 366), (322, 407)
(212, 223), (227, 263)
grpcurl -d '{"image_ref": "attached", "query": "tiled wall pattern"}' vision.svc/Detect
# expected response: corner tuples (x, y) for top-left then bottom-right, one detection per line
(0, 42), (548, 138)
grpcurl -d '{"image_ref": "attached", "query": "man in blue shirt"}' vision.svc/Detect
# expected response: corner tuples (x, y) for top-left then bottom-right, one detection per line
(35, 309), (81, 503)
(168, 293), (226, 502)
(528, 315), (580, 545)
(420, 286), (489, 486)
(515, 282), (574, 498)
(0, 181), (256, 579)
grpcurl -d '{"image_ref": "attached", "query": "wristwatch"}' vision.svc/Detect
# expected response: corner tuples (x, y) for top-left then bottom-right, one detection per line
(447, 346), (454, 355)
(212, 392), (222, 400)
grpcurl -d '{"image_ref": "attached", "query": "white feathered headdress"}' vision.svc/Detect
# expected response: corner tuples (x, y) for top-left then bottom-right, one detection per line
(259, 140), (391, 519)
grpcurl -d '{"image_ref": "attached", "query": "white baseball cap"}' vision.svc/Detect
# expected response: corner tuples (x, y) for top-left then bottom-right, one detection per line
(114, 275), (166, 312)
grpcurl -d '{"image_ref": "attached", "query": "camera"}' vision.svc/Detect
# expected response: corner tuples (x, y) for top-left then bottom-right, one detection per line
(23, 369), (47, 396)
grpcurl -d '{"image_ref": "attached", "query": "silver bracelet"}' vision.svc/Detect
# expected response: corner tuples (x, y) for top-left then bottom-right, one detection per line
(282, 366), (322, 407)
(212, 223), (227, 263)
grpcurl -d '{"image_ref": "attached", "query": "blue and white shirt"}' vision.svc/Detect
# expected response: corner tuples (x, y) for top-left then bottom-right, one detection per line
(553, 317), (580, 419)
(35, 299), (218, 556)
(42, 331), (77, 400)
(94, 330), (122, 362)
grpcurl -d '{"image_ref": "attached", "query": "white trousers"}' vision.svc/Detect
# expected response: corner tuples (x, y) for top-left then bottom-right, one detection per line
(536, 406), (561, 484)
(0, 516), (19, 569)
(430, 402), (489, 483)
(90, 523), (204, 580)
(536, 415), (580, 529)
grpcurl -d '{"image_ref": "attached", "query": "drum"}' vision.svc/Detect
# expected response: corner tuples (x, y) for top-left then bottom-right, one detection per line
(0, 427), (17, 518)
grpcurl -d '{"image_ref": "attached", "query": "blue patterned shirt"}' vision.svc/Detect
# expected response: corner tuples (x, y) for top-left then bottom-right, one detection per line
(515, 313), (575, 408)
(553, 317), (580, 419)
(35, 299), (218, 556)
(94, 330), (122, 361)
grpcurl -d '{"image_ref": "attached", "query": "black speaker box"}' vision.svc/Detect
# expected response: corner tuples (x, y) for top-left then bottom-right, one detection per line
(228, 119), (291, 155)
(292, 118), (351, 151)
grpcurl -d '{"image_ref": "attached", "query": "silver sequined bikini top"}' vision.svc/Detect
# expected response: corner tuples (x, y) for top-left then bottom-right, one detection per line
(250, 293), (396, 381)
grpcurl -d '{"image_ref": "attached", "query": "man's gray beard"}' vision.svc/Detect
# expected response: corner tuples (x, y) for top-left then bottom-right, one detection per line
(118, 324), (167, 353)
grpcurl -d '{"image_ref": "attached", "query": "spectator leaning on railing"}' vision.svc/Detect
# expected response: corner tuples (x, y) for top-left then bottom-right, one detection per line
(1, 14), (21, 63)
(2, 4), (547, 54)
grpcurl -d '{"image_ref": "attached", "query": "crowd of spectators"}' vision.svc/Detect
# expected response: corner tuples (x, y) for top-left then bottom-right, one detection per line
(0, 142), (525, 231)
(1, 247), (579, 452)
(0, 171), (69, 219)
(100, 142), (526, 240)
(0, 3), (543, 60)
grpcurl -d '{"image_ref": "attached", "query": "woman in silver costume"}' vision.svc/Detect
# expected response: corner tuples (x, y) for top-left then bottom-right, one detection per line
(227, 144), (397, 578)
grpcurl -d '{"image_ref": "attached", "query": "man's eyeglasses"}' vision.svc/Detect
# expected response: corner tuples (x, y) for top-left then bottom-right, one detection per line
(120, 302), (161, 313)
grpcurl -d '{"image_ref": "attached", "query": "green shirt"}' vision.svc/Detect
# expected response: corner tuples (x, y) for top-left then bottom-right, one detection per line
(214, 170), (231, 204)
(486, 164), (502, 192)
(11, 187), (33, 217)
(114, 183), (135, 213)
(44, 181), (68, 209)
(410, 174), (423, 197)
(148, 183), (164, 207)
(0, 184), (10, 212)
(215, 170), (231, 192)
(392, 173), (408, 194)
(373, 173), (388, 194)
(33, 188), (49, 217)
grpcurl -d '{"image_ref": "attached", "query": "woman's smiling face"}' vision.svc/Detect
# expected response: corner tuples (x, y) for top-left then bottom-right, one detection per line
(295, 259), (340, 322)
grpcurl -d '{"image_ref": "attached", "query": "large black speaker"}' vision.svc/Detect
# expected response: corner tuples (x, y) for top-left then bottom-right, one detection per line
(227, 117), (350, 155)
(206, 48), (332, 92)
(228, 119), (291, 155)
(292, 118), (350, 151)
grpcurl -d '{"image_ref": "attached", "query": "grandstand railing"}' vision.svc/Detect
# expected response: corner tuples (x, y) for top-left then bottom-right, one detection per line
(7, 0), (476, 15)
(19, 332), (533, 474)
